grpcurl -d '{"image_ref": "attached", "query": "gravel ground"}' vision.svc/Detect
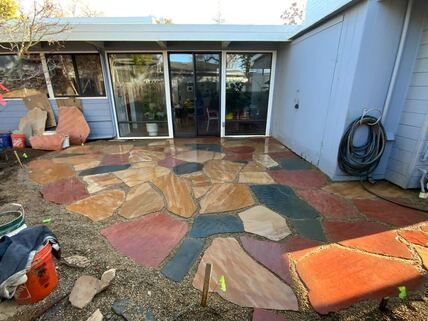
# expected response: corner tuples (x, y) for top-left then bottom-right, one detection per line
(0, 151), (427, 321)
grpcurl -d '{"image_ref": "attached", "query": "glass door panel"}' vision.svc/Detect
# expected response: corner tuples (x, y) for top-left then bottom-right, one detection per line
(169, 53), (196, 137)
(194, 53), (221, 136)
(109, 53), (169, 137)
(225, 53), (272, 135)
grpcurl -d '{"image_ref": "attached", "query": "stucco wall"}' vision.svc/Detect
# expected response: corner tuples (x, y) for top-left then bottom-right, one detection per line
(272, 0), (408, 181)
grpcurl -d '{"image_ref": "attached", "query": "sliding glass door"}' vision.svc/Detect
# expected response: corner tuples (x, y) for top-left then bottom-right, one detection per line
(169, 53), (221, 137)
(225, 53), (272, 136)
(108, 53), (169, 137)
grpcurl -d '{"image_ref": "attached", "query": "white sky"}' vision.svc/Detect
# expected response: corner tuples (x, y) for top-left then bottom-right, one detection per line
(22, 0), (306, 25)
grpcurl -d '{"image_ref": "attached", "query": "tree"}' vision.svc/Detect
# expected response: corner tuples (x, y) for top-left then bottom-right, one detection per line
(281, 0), (306, 25)
(61, 0), (104, 17)
(0, 0), (19, 20)
(0, 0), (69, 56)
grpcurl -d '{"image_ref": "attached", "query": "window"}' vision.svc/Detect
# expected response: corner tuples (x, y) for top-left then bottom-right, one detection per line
(225, 53), (272, 135)
(0, 55), (47, 98)
(46, 54), (106, 97)
(108, 53), (169, 137)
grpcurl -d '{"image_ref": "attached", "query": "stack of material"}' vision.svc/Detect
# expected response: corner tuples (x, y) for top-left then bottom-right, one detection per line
(16, 95), (91, 151)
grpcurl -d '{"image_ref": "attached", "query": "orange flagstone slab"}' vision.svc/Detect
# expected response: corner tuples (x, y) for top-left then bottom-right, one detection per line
(324, 221), (413, 259)
(192, 238), (298, 310)
(56, 107), (90, 145)
(322, 182), (375, 199)
(199, 183), (255, 214)
(52, 154), (101, 166)
(114, 167), (170, 187)
(27, 159), (54, 170)
(193, 186), (211, 199)
(241, 161), (266, 172)
(92, 144), (133, 154)
(415, 247), (428, 269)
(29, 163), (75, 185)
(353, 199), (427, 227)
(83, 173), (122, 194)
(238, 172), (275, 184)
(175, 150), (220, 163)
(203, 160), (242, 183)
(101, 212), (188, 267)
(399, 229), (428, 247)
(238, 205), (291, 241)
(119, 183), (164, 219)
(66, 189), (125, 221)
(296, 246), (423, 314)
(129, 149), (165, 162)
(152, 173), (196, 217)
(297, 190), (361, 220)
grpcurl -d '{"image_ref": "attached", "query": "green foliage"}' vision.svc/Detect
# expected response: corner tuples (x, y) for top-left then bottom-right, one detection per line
(0, 0), (18, 20)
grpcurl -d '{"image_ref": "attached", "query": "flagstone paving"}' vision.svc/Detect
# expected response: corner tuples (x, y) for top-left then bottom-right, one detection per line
(193, 238), (299, 310)
(25, 137), (428, 316)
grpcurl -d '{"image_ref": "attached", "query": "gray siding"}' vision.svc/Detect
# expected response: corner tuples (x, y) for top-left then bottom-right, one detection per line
(386, 15), (428, 188)
(0, 98), (116, 140)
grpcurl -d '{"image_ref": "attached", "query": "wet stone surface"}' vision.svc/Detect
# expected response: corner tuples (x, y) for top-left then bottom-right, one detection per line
(189, 214), (244, 238)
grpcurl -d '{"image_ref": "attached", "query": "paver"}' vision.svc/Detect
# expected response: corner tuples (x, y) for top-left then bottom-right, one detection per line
(270, 170), (327, 189)
(200, 183), (255, 213)
(193, 238), (298, 310)
(79, 164), (130, 177)
(399, 229), (428, 246)
(189, 214), (244, 237)
(119, 183), (164, 219)
(173, 162), (203, 175)
(41, 176), (89, 205)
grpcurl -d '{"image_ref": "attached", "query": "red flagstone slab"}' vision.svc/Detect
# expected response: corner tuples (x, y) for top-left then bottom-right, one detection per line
(252, 309), (289, 321)
(223, 153), (253, 162)
(56, 106), (90, 145)
(297, 190), (361, 220)
(101, 212), (188, 268)
(41, 177), (89, 205)
(100, 153), (129, 166)
(30, 134), (64, 151)
(353, 199), (427, 227)
(268, 150), (298, 161)
(324, 221), (413, 259)
(270, 170), (327, 189)
(399, 230), (428, 247)
(157, 157), (185, 168)
(282, 235), (322, 261)
(225, 146), (255, 153)
(296, 246), (423, 314)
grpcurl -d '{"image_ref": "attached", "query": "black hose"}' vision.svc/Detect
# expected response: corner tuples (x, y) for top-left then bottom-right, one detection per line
(338, 115), (386, 177)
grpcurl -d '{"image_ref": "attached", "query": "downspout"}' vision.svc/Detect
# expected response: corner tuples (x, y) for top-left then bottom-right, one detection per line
(381, 0), (413, 124)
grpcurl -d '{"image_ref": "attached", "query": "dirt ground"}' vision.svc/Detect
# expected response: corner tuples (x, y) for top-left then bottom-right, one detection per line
(0, 148), (427, 321)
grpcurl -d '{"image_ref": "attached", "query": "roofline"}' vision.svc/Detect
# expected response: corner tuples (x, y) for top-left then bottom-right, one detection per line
(289, 0), (363, 40)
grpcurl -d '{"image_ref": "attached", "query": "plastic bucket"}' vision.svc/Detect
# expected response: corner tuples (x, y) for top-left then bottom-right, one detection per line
(0, 203), (26, 237)
(0, 132), (12, 149)
(14, 243), (58, 304)
(11, 133), (26, 149)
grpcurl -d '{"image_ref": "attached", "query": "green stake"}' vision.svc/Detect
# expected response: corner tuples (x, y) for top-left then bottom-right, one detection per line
(398, 286), (407, 299)
(42, 218), (52, 224)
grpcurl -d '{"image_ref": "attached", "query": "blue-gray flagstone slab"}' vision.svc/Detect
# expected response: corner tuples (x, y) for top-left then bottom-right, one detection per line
(173, 162), (204, 175)
(78, 164), (130, 176)
(189, 214), (244, 238)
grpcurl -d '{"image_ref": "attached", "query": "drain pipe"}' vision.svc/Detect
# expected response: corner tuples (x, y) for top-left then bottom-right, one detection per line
(381, 0), (413, 123)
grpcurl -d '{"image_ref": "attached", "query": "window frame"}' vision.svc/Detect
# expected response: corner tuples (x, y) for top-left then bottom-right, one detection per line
(45, 53), (107, 98)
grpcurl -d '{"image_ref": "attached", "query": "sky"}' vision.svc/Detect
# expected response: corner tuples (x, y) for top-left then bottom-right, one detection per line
(22, 0), (306, 25)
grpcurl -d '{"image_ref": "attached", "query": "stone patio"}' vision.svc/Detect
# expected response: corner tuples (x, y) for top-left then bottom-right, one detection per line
(27, 137), (428, 316)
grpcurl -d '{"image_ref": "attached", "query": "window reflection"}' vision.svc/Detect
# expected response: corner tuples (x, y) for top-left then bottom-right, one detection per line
(109, 53), (168, 137)
(225, 53), (272, 135)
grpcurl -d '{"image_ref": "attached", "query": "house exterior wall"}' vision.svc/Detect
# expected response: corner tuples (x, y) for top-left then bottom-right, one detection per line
(384, 1), (428, 188)
(272, 0), (409, 182)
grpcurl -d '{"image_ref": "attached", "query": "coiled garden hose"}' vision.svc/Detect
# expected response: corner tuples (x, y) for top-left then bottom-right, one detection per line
(338, 115), (386, 177)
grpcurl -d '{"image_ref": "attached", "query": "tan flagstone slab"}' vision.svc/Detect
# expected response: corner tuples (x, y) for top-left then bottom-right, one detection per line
(53, 154), (101, 166)
(200, 183), (255, 213)
(189, 174), (211, 187)
(203, 160), (243, 183)
(322, 182), (376, 199)
(193, 185), (211, 199)
(241, 161), (266, 172)
(152, 173), (196, 217)
(29, 163), (75, 185)
(238, 205), (291, 241)
(83, 173), (122, 194)
(192, 238), (298, 310)
(129, 149), (165, 162)
(114, 167), (170, 187)
(19, 107), (47, 136)
(175, 150), (217, 163)
(253, 154), (279, 168)
(119, 183), (164, 219)
(239, 172), (275, 184)
(59, 145), (94, 154)
(415, 247), (428, 270)
(74, 160), (101, 171)
(91, 144), (133, 154)
(131, 161), (157, 168)
(66, 189), (125, 221)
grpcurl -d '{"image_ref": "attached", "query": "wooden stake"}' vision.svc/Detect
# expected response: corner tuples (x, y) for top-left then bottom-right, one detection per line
(201, 263), (212, 307)
(14, 150), (23, 168)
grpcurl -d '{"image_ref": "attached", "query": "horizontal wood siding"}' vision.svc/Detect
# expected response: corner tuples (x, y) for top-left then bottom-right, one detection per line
(0, 98), (116, 140)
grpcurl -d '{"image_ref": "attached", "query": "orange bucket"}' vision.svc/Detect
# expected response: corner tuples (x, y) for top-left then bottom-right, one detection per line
(14, 243), (58, 304)
(11, 133), (26, 149)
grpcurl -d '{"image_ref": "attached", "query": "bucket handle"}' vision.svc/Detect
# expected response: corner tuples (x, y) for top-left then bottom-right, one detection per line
(9, 203), (25, 220)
